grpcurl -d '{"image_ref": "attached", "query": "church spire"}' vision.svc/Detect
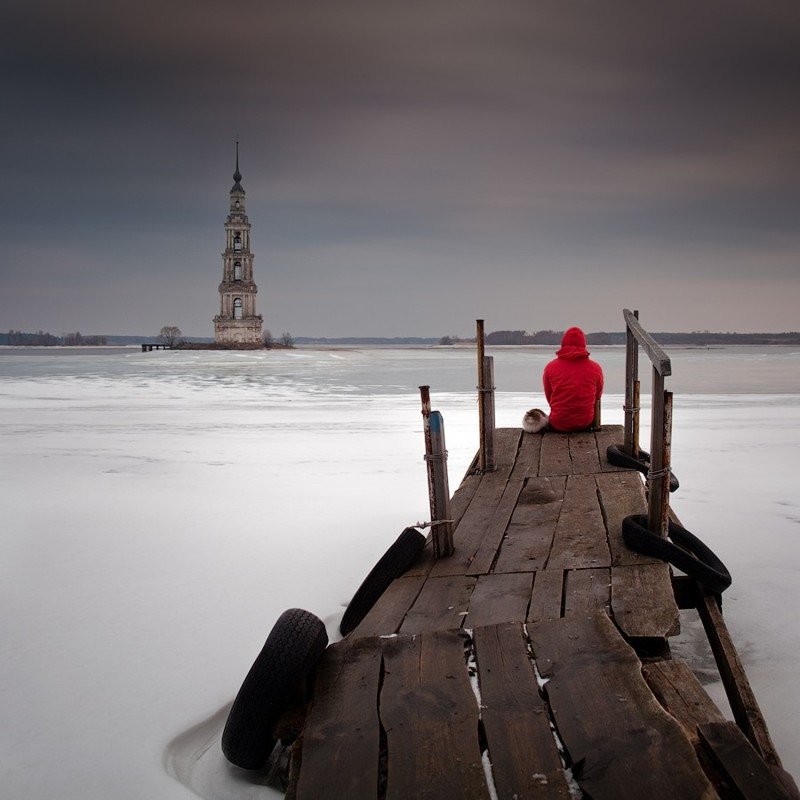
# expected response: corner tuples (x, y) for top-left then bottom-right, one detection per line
(232, 140), (244, 193)
(233, 140), (242, 183)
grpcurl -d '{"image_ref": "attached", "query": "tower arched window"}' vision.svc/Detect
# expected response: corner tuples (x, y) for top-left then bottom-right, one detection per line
(233, 261), (242, 281)
(233, 297), (243, 319)
(233, 233), (242, 253)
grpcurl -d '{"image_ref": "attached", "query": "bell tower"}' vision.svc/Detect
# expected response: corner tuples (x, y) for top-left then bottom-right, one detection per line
(213, 143), (264, 346)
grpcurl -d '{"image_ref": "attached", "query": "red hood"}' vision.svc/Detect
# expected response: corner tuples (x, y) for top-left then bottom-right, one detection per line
(556, 326), (589, 359)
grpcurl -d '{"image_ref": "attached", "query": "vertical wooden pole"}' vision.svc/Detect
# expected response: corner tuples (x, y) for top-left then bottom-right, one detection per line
(429, 411), (454, 557)
(592, 395), (602, 429)
(659, 391), (673, 539)
(481, 355), (496, 472)
(624, 309), (639, 455)
(419, 387), (454, 558)
(476, 319), (487, 473)
(632, 379), (641, 460)
(419, 384), (434, 522)
(647, 370), (667, 538)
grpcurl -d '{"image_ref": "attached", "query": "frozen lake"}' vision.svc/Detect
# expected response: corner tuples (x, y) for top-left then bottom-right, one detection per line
(1, 344), (799, 798)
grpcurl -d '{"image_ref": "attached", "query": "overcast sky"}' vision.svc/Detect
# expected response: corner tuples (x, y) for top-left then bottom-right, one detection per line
(2, 1), (799, 337)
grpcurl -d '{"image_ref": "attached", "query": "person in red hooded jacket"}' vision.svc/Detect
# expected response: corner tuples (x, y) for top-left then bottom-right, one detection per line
(523, 327), (604, 433)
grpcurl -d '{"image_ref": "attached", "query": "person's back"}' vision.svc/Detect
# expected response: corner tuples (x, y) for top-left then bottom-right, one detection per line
(542, 327), (604, 432)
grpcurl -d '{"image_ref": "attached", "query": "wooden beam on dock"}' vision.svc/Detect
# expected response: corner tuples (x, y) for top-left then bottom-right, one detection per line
(529, 612), (716, 800)
(697, 590), (784, 768)
(643, 658), (726, 746)
(293, 638), (382, 800)
(698, 722), (800, 800)
(474, 623), (572, 799)
(381, 631), (489, 800)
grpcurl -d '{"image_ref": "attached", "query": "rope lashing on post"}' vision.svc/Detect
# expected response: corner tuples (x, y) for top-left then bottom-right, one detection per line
(423, 451), (448, 463)
(622, 513), (732, 594)
(476, 385), (497, 393)
(646, 466), (672, 484)
(414, 519), (455, 529)
(606, 443), (680, 492)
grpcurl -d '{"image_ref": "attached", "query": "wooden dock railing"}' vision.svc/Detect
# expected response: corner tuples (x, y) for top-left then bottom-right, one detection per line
(419, 385), (454, 558)
(476, 319), (496, 473)
(623, 308), (673, 539)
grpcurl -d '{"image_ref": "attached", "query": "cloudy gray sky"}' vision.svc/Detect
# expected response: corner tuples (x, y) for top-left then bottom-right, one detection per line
(2, 1), (799, 337)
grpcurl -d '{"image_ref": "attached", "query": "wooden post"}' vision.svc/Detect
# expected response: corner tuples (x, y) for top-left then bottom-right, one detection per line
(592, 395), (602, 429)
(632, 379), (641, 460)
(647, 375), (670, 538)
(697, 592), (783, 767)
(476, 319), (487, 473)
(419, 387), (454, 558)
(481, 355), (496, 471)
(624, 309), (639, 455)
(420, 384), (434, 513)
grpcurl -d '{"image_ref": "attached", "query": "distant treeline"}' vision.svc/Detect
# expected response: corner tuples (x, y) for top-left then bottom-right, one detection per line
(472, 330), (800, 346)
(1, 331), (217, 346)
(295, 336), (441, 345)
(3, 330), (108, 346)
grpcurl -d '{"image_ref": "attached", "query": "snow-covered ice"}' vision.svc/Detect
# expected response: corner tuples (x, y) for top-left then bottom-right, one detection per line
(1, 344), (798, 798)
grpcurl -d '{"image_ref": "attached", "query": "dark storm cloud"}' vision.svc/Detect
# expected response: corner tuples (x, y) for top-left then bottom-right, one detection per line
(1, 1), (799, 335)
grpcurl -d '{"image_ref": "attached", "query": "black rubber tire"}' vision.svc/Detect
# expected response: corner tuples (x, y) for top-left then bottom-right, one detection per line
(339, 527), (426, 636)
(622, 513), (732, 594)
(221, 608), (328, 770)
(606, 444), (680, 492)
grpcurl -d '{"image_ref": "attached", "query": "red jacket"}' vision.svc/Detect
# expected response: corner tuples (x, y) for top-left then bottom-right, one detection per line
(543, 327), (604, 432)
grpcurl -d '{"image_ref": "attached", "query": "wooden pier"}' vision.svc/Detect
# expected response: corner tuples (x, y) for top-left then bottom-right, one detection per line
(279, 315), (798, 800)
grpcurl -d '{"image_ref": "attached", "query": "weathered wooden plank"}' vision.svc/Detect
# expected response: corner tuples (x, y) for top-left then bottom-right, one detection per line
(611, 563), (680, 638)
(518, 430), (543, 477)
(546, 474), (611, 570)
(493, 476), (566, 574)
(493, 427), (523, 467)
(529, 613), (717, 800)
(464, 572), (533, 628)
(643, 658), (726, 746)
(466, 475), (526, 576)
(381, 631), (490, 800)
(294, 637), (382, 800)
(563, 568), (610, 617)
(594, 425), (628, 472)
(595, 471), (657, 566)
(568, 431), (601, 473)
(697, 591), (784, 768)
(425, 430), (520, 578)
(429, 463), (514, 578)
(698, 722), (800, 800)
(404, 469), (482, 579)
(352, 573), (427, 638)
(538, 432), (572, 476)
(400, 575), (476, 634)
(467, 433), (539, 576)
(473, 624), (571, 799)
(451, 470), (483, 525)
(527, 569), (563, 623)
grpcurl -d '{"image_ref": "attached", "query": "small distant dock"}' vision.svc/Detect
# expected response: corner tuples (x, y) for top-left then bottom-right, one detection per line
(141, 343), (171, 352)
(283, 313), (798, 800)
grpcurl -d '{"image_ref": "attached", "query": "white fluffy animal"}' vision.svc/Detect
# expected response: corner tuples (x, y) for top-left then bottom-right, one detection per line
(522, 408), (549, 434)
